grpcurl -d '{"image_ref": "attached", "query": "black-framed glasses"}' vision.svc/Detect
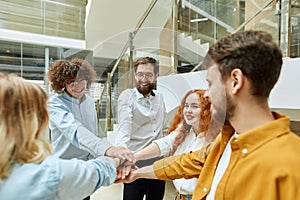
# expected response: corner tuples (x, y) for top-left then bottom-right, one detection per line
(66, 79), (87, 87)
(136, 72), (154, 79)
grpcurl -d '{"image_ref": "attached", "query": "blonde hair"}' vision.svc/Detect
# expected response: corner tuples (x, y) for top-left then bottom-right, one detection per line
(0, 73), (52, 180)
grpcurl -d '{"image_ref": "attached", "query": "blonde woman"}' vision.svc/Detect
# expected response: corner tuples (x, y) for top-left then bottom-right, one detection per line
(0, 73), (121, 200)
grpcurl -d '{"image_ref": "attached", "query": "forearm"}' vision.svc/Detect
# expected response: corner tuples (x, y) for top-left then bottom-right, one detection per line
(132, 165), (157, 180)
(134, 143), (161, 161)
(76, 124), (112, 156)
(154, 151), (204, 180)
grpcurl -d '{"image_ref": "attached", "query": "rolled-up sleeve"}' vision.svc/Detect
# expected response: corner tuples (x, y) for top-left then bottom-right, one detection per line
(154, 130), (177, 156)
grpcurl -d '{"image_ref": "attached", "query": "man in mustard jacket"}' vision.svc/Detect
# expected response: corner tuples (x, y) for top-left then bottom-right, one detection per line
(118, 30), (300, 200)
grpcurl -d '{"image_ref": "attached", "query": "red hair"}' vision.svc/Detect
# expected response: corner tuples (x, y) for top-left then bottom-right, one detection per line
(168, 89), (211, 155)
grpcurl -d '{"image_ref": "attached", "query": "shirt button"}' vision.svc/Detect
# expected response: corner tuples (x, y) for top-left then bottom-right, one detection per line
(234, 139), (238, 143)
(242, 148), (248, 154)
(203, 187), (207, 192)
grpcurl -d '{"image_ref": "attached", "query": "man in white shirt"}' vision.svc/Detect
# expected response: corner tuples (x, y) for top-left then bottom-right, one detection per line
(116, 57), (168, 200)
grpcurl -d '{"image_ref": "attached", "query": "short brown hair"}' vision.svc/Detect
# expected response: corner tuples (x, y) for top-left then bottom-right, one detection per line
(203, 30), (282, 98)
(134, 57), (158, 74)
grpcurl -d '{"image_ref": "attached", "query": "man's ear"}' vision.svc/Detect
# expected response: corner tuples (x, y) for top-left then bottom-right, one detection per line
(230, 68), (244, 94)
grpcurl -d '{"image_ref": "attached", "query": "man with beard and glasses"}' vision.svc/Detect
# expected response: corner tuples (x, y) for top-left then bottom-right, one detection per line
(118, 31), (300, 200)
(116, 57), (168, 200)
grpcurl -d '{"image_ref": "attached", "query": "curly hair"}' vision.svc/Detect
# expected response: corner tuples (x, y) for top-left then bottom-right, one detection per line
(48, 58), (96, 93)
(169, 89), (211, 156)
(0, 73), (52, 180)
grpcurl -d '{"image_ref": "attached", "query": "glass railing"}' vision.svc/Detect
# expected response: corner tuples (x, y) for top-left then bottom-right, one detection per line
(177, 0), (300, 57)
(95, 0), (209, 131)
(96, 0), (300, 132)
(179, 0), (279, 46)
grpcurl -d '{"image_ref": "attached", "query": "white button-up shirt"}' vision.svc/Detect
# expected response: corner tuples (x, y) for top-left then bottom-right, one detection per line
(155, 127), (206, 195)
(116, 88), (168, 153)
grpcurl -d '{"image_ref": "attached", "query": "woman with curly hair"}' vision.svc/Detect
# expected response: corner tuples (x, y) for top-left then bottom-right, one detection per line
(47, 59), (134, 191)
(0, 73), (121, 199)
(132, 89), (218, 200)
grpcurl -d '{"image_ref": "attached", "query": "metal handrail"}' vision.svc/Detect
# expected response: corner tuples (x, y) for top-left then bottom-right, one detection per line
(99, 0), (159, 95)
(189, 0), (275, 72)
(109, 0), (159, 79)
(97, 0), (159, 131)
(234, 0), (275, 33)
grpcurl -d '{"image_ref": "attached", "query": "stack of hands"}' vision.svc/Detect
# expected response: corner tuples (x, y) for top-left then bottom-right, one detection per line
(115, 157), (139, 183)
(105, 146), (140, 183)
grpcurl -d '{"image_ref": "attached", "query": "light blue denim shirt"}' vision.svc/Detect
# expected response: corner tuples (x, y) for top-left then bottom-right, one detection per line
(0, 155), (116, 200)
(48, 92), (111, 160)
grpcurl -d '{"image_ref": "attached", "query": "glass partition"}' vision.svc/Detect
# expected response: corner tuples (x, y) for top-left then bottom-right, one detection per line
(0, 0), (85, 39)
(0, 39), (92, 90)
(290, 0), (300, 57)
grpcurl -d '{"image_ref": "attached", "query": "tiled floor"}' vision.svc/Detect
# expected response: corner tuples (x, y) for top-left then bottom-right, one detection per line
(91, 180), (176, 200)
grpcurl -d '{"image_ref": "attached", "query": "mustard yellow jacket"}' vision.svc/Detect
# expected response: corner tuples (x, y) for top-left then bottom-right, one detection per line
(154, 112), (300, 199)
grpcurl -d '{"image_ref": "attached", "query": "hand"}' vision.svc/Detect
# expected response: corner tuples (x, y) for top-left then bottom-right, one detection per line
(105, 146), (135, 164)
(116, 164), (138, 180)
(115, 168), (138, 183)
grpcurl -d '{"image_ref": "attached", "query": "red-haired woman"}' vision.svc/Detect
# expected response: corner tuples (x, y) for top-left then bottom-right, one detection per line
(134, 89), (217, 200)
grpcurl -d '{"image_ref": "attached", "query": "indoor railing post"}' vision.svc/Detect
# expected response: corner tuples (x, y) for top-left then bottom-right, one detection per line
(280, 0), (291, 57)
(171, 0), (178, 74)
(129, 32), (134, 88)
(105, 73), (112, 131)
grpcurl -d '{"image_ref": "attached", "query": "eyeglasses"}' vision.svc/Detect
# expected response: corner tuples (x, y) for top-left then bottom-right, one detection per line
(136, 72), (154, 79)
(66, 79), (87, 87)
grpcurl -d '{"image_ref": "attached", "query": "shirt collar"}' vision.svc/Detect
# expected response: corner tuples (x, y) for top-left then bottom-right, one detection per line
(134, 88), (156, 100)
(221, 112), (291, 152)
(62, 91), (86, 104)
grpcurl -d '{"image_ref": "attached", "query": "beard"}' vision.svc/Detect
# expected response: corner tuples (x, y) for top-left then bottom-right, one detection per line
(210, 92), (236, 129)
(206, 114), (223, 142)
(225, 94), (236, 121)
(136, 81), (156, 96)
(206, 94), (236, 142)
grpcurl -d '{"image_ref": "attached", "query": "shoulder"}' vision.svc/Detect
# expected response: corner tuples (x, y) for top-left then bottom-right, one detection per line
(153, 90), (164, 100)
(48, 93), (62, 103)
(118, 88), (135, 100)
(48, 94), (69, 112)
